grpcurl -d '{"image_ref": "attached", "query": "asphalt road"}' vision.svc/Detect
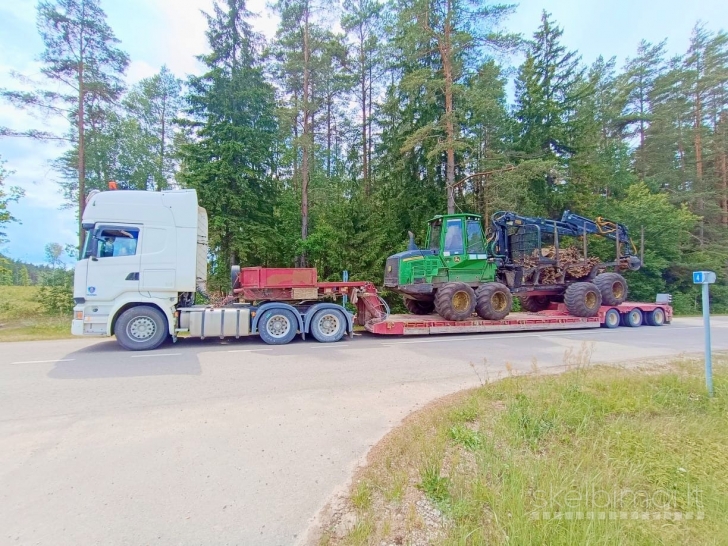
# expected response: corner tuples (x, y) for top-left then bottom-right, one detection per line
(2, 317), (727, 546)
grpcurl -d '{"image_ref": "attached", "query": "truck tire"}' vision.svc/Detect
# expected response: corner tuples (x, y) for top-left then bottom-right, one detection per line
(310, 308), (347, 342)
(646, 307), (665, 326)
(564, 282), (602, 318)
(115, 305), (169, 351)
(519, 295), (551, 313)
(475, 282), (512, 320)
(434, 282), (476, 321)
(623, 308), (643, 327)
(594, 272), (628, 306)
(404, 297), (434, 315)
(258, 308), (298, 345)
(603, 308), (621, 328)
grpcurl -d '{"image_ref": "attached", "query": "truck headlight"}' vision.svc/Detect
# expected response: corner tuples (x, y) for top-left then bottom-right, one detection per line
(75, 311), (84, 320)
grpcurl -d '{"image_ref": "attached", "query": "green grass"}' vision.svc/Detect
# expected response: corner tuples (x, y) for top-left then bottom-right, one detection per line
(326, 356), (728, 545)
(0, 286), (73, 342)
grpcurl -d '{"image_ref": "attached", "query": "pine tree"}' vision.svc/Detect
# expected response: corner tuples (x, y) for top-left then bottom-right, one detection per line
(514, 11), (585, 159)
(1, 1), (129, 250)
(179, 0), (277, 286)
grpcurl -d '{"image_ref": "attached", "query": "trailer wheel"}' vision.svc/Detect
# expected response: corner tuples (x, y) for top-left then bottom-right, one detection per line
(646, 307), (665, 326)
(595, 272), (628, 306)
(258, 309), (298, 345)
(434, 282), (476, 321)
(115, 306), (169, 351)
(475, 283), (512, 320)
(310, 308), (347, 343)
(624, 308), (643, 327)
(603, 308), (621, 329)
(404, 297), (434, 315)
(519, 295), (551, 312)
(564, 282), (602, 318)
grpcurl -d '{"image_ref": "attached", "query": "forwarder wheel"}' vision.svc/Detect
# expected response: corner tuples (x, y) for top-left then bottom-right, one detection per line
(434, 282), (476, 321)
(594, 272), (628, 306)
(475, 283), (513, 321)
(115, 305), (168, 351)
(403, 297), (435, 315)
(564, 282), (603, 318)
(310, 308), (347, 343)
(519, 295), (551, 313)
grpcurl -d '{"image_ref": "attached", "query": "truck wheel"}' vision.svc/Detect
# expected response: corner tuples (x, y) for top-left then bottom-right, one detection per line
(594, 272), (628, 306)
(115, 306), (169, 351)
(564, 282), (603, 318)
(519, 295), (551, 312)
(258, 308), (298, 345)
(624, 308), (643, 327)
(475, 283), (512, 320)
(310, 308), (347, 343)
(434, 282), (476, 321)
(646, 307), (665, 326)
(404, 298), (434, 315)
(603, 308), (621, 328)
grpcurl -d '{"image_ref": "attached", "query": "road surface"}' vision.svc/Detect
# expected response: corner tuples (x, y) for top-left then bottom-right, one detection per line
(1, 317), (727, 546)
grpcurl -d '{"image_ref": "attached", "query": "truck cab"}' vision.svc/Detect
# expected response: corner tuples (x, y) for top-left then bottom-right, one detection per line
(72, 189), (208, 349)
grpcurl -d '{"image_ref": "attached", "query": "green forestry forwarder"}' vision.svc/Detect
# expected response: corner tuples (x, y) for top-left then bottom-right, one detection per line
(383, 210), (642, 321)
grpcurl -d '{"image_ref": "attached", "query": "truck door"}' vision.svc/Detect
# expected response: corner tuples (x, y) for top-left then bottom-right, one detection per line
(84, 225), (142, 302)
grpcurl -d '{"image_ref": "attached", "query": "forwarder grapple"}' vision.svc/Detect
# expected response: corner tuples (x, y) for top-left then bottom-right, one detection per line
(384, 210), (642, 320)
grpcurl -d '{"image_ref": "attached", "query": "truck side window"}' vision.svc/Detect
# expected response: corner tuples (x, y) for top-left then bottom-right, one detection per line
(444, 219), (464, 255)
(96, 228), (139, 258)
(466, 220), (485, 253)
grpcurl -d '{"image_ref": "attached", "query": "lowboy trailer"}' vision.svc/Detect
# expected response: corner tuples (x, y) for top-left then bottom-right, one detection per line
(364, 301), (672, 336)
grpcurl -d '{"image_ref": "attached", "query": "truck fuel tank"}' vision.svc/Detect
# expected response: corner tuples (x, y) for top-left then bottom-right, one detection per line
(179, 307), (251, 338)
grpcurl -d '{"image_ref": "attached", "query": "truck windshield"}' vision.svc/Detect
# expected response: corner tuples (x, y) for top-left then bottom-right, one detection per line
(82, 230), (94, 259)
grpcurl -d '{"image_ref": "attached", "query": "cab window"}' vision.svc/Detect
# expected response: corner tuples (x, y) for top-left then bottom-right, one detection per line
(444, 219), (464, 255)
(95, 228), (139, 258)
(428, 221), (442, 251)
(466, 220), (485, 253)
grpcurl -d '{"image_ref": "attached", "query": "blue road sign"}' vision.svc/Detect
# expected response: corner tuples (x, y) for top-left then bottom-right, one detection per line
(693, 271), (716, 284)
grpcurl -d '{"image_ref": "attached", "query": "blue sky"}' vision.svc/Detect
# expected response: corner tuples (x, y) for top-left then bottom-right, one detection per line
(0, 0), (726, 264)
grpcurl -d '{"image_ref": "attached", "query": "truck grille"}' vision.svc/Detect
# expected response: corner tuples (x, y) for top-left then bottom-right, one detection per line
(384, 257), (399, 287)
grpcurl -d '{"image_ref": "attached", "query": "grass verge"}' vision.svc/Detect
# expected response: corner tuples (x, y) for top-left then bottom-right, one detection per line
(0, 286), (72, 342)
(319, 355), (728, 545)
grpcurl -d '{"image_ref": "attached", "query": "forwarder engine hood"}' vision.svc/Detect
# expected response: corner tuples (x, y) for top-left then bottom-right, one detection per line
(384, 249), (436, 288)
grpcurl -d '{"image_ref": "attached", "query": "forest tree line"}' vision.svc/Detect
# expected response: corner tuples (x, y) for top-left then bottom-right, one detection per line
(1, 0), (727, 313)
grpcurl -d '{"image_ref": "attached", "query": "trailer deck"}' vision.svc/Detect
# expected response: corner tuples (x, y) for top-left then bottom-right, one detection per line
(364, 301), (672, 336)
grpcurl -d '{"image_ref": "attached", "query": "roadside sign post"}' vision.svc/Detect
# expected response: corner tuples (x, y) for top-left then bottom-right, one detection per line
(693, 271), (717, 397)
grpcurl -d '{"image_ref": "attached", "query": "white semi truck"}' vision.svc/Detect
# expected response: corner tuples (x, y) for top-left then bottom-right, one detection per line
(72, 189), (362, 350)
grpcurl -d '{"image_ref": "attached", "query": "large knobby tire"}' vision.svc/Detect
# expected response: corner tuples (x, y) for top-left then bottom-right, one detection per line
(594, 272), (628, 306)
(115, 305), (169, 351)
(434, 282), (476, 321)
(519, 295), (551, 313)
(475, 282), (513, 321)
(258, 308), (298, 345)
(404, 297), (435, 315)
(564, 282), (603, 318)
(310, 308), (347, 343)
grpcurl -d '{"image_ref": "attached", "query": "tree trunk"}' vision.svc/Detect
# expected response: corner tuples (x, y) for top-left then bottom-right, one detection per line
(360, 32), (368, 193)
(440, 10), (456, 214)
(77, 56), (86, 252)
(300, 8), (311, 267)
(159, 94), (166, 191)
